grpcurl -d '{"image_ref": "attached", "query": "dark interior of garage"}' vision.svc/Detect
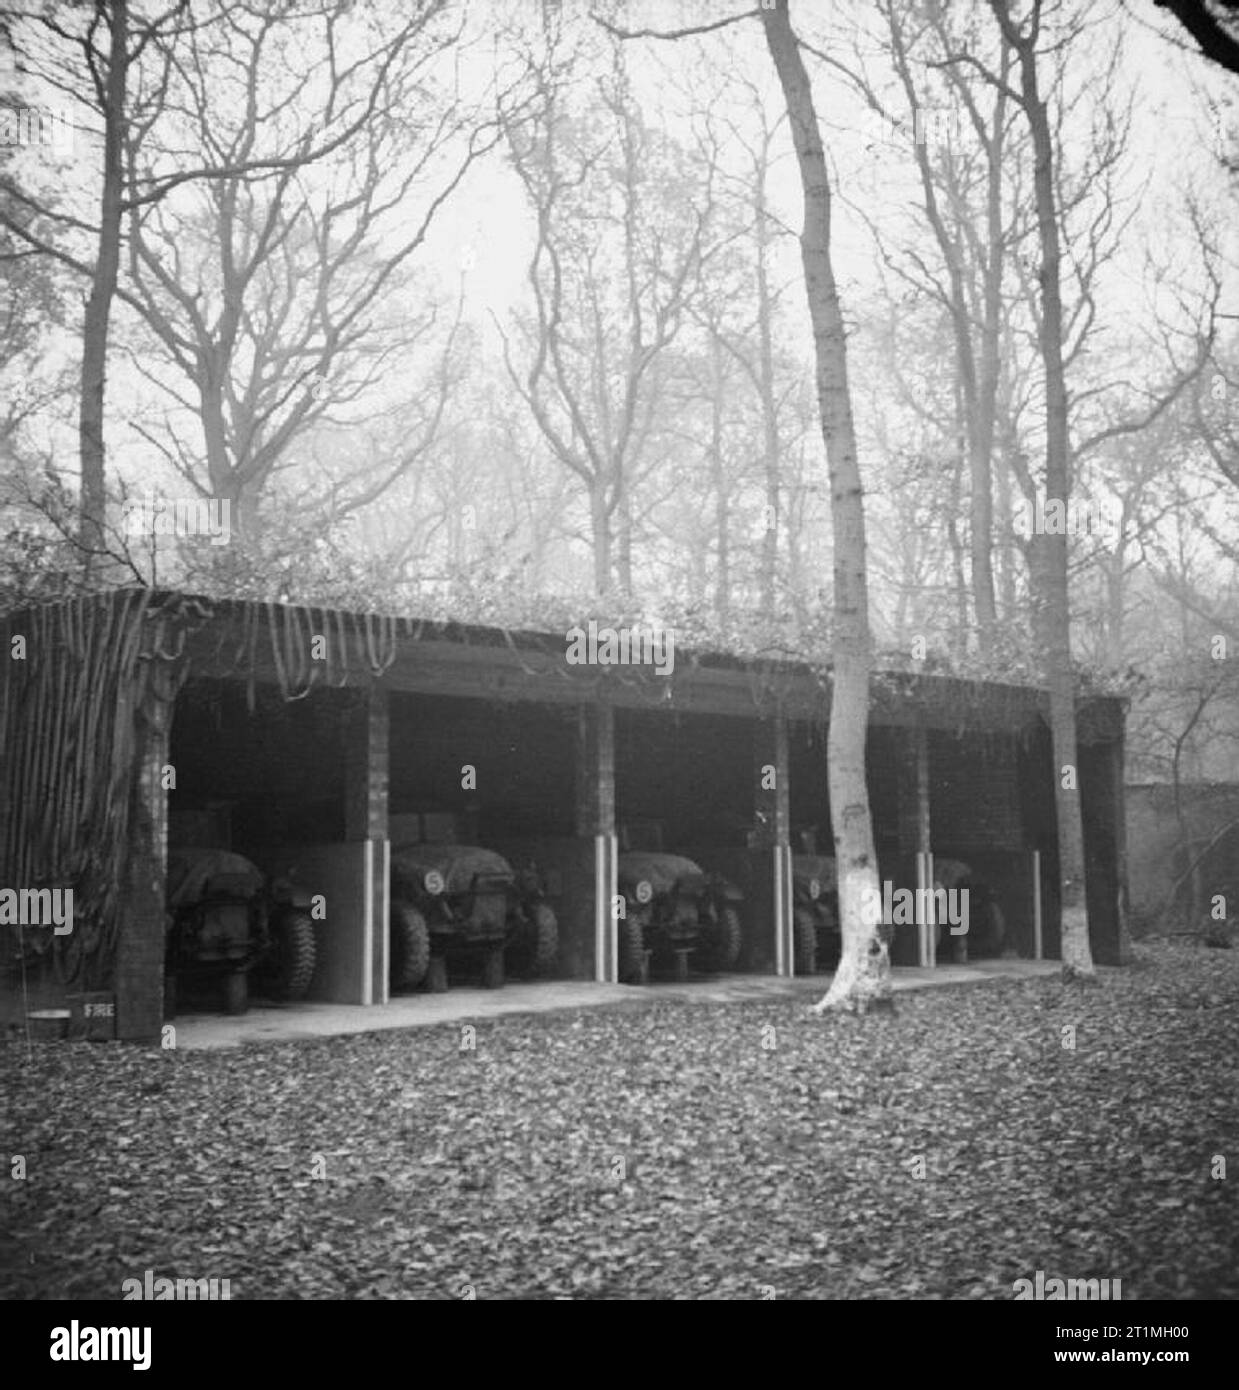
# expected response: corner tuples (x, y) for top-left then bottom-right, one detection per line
(169, 678), (349, 851)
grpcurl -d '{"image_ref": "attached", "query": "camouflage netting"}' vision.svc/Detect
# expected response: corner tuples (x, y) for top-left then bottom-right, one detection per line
(0, 590), (208, 989)
(227, 599), (398, 704)
(0, 590), (410, 991)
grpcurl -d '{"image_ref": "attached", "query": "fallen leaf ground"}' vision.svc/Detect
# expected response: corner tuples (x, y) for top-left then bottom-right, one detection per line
(2, 941), (1236, 1300)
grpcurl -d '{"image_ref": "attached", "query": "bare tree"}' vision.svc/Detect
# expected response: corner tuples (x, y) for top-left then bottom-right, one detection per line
(118, 1), (502, 544)
(982, 0), (1099, 975)
(816, 0), (1020, 653)
(500, 35), (714, 600)
(3, 0), (180, 572)
(760, 0), (889, 1011)
(1, 0), (463, 574)
(698, 80), (793, 623)
(597, 0), (889, 1009)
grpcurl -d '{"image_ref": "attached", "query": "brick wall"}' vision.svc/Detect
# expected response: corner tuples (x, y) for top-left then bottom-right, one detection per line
(930, 731), (1023, 851)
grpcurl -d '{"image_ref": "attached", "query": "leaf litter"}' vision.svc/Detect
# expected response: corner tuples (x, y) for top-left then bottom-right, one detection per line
(1, 941), (1235, 1299)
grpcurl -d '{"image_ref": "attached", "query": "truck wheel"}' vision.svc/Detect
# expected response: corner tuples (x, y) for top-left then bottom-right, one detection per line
(262, 910), (316, 1001)
(506, 903), (559, 980)
(619, 914), (645, 983)
(711, 906), (743, 971)
(390, 902), (431, 989)
(794, 907), (818, 974)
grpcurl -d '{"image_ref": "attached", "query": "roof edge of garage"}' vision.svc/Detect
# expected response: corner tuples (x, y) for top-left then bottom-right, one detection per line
(0, 585), (1127, 738)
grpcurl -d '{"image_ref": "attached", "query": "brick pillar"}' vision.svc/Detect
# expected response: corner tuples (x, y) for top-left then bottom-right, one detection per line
(1081, 730), (1133, 968)
(115, 693), (171, 1042)
(344, 684), (389, 842)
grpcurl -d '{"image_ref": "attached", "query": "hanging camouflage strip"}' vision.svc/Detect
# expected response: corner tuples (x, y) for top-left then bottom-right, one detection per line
(0, 590), (411, 990)
(258, 600), (397, 703)
(182, 598), (400, 708)
(0, 590), (209, 989)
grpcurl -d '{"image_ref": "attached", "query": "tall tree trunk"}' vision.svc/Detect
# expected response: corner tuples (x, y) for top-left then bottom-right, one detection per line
(234, 489), (260, 544)
(79, 0), (128, 577)
(710, 336), (731, 627)
(614, 468), (633, 598)
(787, 481), (808, 629)
(969, 38), (1012, 651)
(970, 47), (1009, 651)
(885, 1), (1002, 651)
(1104, 534), (1127, 668)
(619, 512), (633, 597)
(591, 481), (612, 598)
(950, 380), (970, 661)
(755, 151), (780, 623)
(763, 0), (888, 1013)
(996, 419), (1019, 620)
(993, 0), (1094, 978)
(201, 376), (233, 503)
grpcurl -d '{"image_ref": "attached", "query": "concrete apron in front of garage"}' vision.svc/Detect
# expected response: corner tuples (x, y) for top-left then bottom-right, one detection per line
(171, 959), (1060, 1051)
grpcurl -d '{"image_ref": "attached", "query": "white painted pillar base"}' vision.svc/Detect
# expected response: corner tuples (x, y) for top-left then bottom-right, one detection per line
(916, 850), (936, 968)
(595, 833), (618, 983)
(373, 838), (390, 1005)
(773, 843), (794, 977)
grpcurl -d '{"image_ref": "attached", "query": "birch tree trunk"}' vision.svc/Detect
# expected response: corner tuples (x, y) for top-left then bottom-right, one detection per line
(755, 146), (781, 624)
(762, 0), (889, 1013)
(79, 0), (129, 577)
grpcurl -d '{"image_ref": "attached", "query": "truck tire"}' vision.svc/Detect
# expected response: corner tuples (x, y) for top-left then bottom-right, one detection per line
(262, 910), (316, 1001)
(390, 902), (431, 989)
(794, 907), (818, 975)
(506, 903), (559, 980)
(619, 913), (646, 984)
(709, 906), (743, 972)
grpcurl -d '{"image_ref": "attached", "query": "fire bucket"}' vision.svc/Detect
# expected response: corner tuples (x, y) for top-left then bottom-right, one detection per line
(25, 1009), (71, 1041)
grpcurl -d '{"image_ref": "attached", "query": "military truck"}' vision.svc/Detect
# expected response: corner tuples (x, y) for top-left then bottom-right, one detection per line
(165, 848), (316, 1014)
(932, 857), (1006, 961)
(787, 847), (1006, 967)
(792, 852), (841, 974)
(616, 821), (744, 982)
(388, 812), (558, 991)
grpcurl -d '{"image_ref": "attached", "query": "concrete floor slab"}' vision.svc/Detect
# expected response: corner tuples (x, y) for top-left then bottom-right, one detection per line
(169, 959), (1061, 1051)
